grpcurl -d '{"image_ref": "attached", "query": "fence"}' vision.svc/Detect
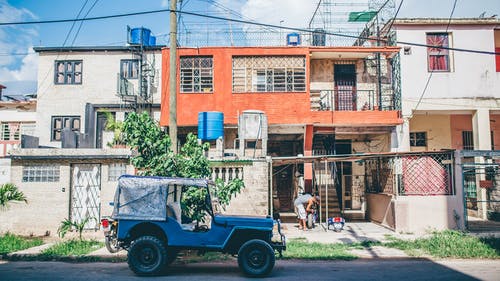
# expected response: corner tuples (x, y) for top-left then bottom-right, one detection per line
(364, 151), (454, 196)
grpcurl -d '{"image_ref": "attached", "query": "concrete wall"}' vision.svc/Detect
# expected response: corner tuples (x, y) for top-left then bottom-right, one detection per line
(222, 160), (270, 216)
(393, 195), (465, 234)
(35, 50), (162, 147)
(0, 158), (11, 184)
(0, 149), (133, 236)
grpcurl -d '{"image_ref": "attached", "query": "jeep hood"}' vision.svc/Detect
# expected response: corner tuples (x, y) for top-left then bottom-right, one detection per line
(214, 215), (274, 229)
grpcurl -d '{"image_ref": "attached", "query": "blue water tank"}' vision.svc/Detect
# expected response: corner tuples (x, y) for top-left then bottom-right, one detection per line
(149, 35), (156, 46)
(130, 27), (151, 45)
(198, 112), (224, 140)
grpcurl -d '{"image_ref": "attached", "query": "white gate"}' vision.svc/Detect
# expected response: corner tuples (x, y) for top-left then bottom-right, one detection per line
(70, 164), (101, 229)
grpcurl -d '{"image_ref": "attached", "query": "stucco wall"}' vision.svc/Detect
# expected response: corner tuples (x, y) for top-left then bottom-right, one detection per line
(410, 114), (452, 151)
(394, 195), (464, 234)
(396, 24), (500, 102)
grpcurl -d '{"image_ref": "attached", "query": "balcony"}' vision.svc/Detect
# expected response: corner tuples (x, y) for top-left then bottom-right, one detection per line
(310, 88), (395, 112)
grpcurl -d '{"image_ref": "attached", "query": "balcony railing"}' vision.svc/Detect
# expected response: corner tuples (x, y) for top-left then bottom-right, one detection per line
(311, 88), (395, 111)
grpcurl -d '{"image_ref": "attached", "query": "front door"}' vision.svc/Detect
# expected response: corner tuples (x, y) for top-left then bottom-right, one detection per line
(334, 64), (356, 111)
(274, 165), (293, 212)
(70, 164), (101, 229)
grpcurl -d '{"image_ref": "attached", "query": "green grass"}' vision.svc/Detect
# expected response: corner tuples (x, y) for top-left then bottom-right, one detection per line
(284, 238), (357, 260)
(40, 240), (103, 258)
(0, 233), (43, 255)
(384, 230), (500, 259)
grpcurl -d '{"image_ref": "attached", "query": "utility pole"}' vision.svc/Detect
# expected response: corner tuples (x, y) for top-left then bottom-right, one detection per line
(169, 0), (178, 153)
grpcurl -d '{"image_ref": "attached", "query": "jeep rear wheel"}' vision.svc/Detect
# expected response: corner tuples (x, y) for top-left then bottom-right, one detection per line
(237, 239), (275, 277)
(128, 236), (167, 276)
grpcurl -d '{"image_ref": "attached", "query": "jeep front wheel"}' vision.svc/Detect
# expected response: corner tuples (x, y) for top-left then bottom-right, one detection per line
(237, 239), (275, 277)
(127, 236), (167, 276)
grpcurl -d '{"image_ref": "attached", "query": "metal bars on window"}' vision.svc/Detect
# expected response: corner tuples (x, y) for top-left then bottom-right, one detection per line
(55, 60), (82, 84)
(51, 116), (80, 141)
(232, 56), (306, 93)
(180, 56), (213, 93)
(22, 165), (60, 182)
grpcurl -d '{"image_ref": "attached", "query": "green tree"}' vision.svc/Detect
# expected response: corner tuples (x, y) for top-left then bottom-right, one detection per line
(122, 112), (244, 222)
(0, 183), (27, 210)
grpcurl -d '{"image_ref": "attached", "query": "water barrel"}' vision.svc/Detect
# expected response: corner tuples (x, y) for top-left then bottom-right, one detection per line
(149, 35), (156, 46)
(198, 112), (224, 140)
(130, 27), (151, 45)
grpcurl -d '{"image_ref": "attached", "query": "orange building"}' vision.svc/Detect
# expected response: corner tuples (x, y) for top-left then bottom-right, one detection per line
(160, 46), (401, 215)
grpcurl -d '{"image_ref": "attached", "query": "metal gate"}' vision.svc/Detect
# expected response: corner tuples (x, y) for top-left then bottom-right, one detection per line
(70, 164), (101, 229)
(462, 157), (500, 228)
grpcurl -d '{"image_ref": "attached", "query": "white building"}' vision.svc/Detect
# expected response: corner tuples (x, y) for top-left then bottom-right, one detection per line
(390, 18), (500, 221)
(33, 45), (163, 148)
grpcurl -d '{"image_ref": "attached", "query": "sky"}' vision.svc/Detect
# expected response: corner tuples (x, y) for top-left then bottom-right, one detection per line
(0, 0), (499, 96)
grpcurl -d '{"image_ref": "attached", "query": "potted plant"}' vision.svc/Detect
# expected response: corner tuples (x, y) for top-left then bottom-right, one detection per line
(103, 111), (126, 148)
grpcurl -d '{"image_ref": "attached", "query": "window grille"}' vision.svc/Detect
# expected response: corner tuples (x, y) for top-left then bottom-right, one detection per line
(55, 60), (83, 84)
(180, 56), (213, 93)
(409, 132), (427, 147)
(0, 123), (34, 141)
(51, 116), (80, 141)
(120, 59), (139, 79)
(108, 163), (127, 182)
(462, 131), (474, 150)
(22, 165), (60, 182)
(232, 56), (306, 93)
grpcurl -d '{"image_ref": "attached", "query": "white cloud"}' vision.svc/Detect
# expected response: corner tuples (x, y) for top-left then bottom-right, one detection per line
(161, 0), (168, 8)
(241, 0), (316, 29)
(0, 0), (38, 93)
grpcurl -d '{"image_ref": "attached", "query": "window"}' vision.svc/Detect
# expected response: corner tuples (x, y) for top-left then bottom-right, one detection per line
(232, 56), (306, 93)
(55, 60), (82, 84)
(409, 132), (427, 147)
(180, 56), (213, 93)
(426, 33), (450, 72)
(51, 116), (80, 141)
(22, 165), (60, 182)
(0, 123), (34, 141)
(120, 59), (139, 79)
(462, 131), (474, 150)
(108, 163), (127, 181)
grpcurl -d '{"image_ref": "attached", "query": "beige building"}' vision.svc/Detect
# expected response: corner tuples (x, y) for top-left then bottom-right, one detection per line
(390, 18), (500, 222)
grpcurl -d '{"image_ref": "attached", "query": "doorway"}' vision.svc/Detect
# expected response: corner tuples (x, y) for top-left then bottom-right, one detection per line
(334, 64), (356, 111)
(70, 164), (101, 229)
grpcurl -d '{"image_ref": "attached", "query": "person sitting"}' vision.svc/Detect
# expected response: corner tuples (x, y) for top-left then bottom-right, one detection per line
(294, 193), (320, 230)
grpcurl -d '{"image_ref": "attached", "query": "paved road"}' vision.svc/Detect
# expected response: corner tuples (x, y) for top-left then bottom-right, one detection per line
(1, 259), (499, 281)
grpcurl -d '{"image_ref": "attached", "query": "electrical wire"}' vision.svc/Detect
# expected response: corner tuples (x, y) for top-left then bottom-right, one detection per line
(1, 8), (499, 56)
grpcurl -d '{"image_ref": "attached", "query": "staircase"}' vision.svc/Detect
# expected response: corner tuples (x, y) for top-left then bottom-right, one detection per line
(315, 163), (342, 220)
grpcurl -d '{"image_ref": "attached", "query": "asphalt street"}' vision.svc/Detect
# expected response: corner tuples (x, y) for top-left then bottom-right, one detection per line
(1, 259), (499, 281)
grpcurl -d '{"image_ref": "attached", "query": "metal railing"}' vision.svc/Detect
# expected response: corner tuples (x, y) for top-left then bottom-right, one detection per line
(365, 151), (455, 196)
(312, 89), (392, 111)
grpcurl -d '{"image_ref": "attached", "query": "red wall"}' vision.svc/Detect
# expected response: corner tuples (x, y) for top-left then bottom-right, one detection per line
(160, 47), (401, 127)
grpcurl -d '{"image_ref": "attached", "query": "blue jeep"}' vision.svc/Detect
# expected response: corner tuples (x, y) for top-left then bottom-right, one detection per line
(102, 175), (286, 277)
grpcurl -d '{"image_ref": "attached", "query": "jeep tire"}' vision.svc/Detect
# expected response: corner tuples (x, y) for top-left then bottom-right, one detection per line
(128, 236), (168, 276)
(237, 239), (275, 277)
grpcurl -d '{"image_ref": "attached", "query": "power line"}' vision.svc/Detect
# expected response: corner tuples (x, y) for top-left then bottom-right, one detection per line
(1, 8), (499, 56)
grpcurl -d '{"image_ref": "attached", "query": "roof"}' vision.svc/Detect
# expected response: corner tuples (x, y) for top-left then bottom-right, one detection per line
(392, 18), (500, 26)
(33, 45), (165, 53)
